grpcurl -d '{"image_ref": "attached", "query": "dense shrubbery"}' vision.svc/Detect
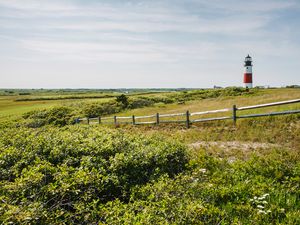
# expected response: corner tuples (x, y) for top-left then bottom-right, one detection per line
(0, 125), (299, 224)
(23, 106), (76, 127)
(81, 101), (122, 118)
(170, 87), (255, 102)
(111, 148), (300, 224)
(80, 98), (154, 118)
(0, 126), (188, 224)
(23, 96), (163, 123)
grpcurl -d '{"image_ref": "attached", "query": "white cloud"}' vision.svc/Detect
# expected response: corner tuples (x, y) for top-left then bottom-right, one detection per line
(0, 0), (299, 88)
(17, 37), (219, 63)
(0, 0), (77, 11)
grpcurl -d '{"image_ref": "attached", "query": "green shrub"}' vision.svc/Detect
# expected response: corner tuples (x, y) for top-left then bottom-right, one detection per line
(0, 126), (188, 224)
(0, 124), (299, 224)
(116, 94), (129, 108)
(169, 87), (257, 102)
(23, 106), (75, 127)
(81, 101), (122, 118)
(128, 97), (154, 109)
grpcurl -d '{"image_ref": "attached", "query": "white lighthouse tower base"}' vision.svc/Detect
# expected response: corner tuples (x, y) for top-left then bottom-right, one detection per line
(245, 83), (253, 88)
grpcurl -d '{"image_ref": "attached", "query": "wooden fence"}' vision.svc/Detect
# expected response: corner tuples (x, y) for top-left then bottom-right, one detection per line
(77, 98), (300, 128)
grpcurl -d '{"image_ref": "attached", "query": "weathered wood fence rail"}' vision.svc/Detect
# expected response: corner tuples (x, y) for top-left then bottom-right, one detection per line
(77, 99), (300, 128)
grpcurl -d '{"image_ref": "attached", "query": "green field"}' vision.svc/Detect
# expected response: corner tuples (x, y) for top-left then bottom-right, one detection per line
(0, 89), (174, 121)
(0, 87), (300, 224)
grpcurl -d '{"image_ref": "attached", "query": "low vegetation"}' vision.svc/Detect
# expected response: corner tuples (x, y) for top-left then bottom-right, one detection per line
(0, 122), (299, 224)
(0, 87), (299, 224)
(0, 126), (188, 224)
(17, 88), (256, 127)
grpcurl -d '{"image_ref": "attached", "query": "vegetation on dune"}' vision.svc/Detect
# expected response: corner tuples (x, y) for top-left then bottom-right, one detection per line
(0, 126), (188, 224)
(0, 124), (299, 224)
(168, 87), (256, 103)
(22, 106), (77, 127)
(0, 87), (299, 224)
(18, 87), (256, 127)
(123, 114), (300, 149)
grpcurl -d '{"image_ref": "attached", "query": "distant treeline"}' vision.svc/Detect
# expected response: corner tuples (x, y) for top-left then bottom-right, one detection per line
(15, 94), (118, 101)
(0, 88), (195, 96)
(14, 91), (169, 102)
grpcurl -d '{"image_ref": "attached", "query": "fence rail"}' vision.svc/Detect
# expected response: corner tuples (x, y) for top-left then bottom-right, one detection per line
(77, 98), (300, 128)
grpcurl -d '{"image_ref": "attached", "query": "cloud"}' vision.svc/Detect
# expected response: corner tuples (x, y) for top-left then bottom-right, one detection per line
(187, 0), (297, 12)
(16, 37), (219, 63)
(0, 0), (299, 64)
(0, 0), (77, 11)
(0, 0), (272, 37)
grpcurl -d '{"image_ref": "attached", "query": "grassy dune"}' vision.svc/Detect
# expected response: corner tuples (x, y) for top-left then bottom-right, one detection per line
(116, 88), (300, 117)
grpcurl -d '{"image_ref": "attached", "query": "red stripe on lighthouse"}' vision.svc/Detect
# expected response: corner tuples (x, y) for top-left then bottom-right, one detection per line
(244, 73), (252, 83)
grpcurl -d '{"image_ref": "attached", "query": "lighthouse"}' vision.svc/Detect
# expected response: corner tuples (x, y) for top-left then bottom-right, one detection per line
(243, 54), (253, 88)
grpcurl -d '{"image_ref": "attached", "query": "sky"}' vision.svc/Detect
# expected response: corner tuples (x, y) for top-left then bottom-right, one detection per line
(0, 0), (300, 89)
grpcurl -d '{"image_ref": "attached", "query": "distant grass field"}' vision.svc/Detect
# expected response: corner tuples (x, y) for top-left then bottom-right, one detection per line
(0, 90), (171, 121)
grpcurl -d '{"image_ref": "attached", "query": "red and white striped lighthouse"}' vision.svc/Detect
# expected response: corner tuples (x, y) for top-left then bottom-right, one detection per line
(243, 54), (253, 88)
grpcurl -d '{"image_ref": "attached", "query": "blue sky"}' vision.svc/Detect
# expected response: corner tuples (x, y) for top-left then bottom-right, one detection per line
(0, 0), (299, 88)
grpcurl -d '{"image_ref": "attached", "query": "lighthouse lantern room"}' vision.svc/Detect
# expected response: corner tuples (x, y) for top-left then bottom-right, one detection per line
(243, 54), (253, 88)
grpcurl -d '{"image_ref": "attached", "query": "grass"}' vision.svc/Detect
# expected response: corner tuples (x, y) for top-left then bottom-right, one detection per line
(115, 88), (300, 117)
(0, 90), (173, 121)
(88, 88), (300, 137)
(85, 88), (300, 150)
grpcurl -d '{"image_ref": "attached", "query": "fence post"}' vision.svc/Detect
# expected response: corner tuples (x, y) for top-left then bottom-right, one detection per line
(87, 117), (90, 125)
(132, 115), (135, 125)
(232, 105), (237, 124)
(114, 116), (117, 126)
(156, 113), (160, 125)
(98, 116), (101, 124)
(186, 110), (190, 128)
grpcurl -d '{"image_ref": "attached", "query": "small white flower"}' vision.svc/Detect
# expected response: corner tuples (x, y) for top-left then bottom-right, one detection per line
(258, 210), (267, 214)
(199, 168), (207, 173)
(257, 205), (264, 209)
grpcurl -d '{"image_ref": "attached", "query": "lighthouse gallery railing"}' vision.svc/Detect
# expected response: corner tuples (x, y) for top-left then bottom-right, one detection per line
(77, 98), (300, 128)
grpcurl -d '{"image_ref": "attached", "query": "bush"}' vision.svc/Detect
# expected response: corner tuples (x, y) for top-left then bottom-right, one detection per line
(0, 126), (188, 224)
(0, 124), (299, 224)
(128, 97), (154, 109)
(23, 106), (76, 127)
(116, 94), (129, 108)
(169, 87), (256, 102)
(81, 101), (122, 118)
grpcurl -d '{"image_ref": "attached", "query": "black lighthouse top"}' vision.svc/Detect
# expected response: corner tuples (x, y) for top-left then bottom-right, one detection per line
(244, 54), (252, 66)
